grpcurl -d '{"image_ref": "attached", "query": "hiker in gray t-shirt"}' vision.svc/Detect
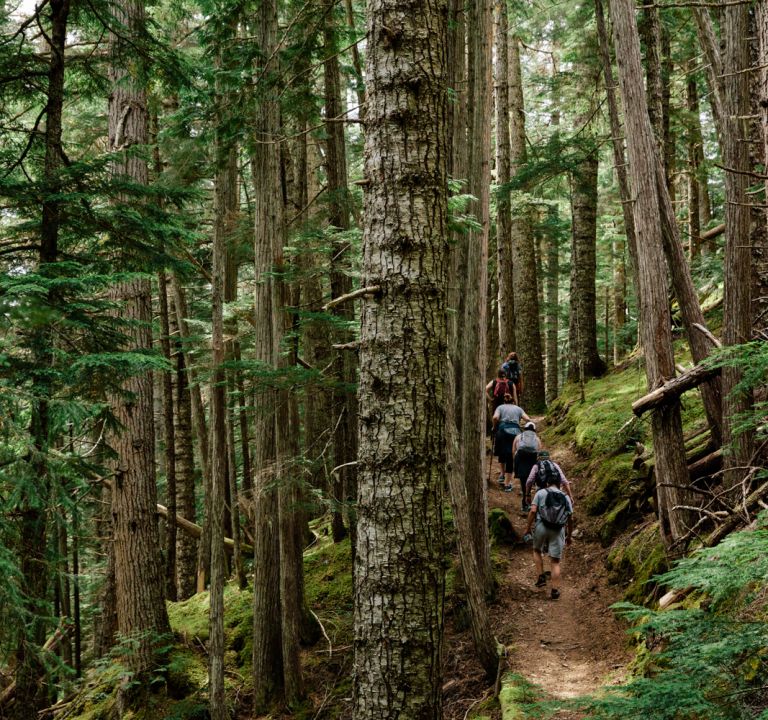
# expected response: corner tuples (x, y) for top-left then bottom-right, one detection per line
(492, 398), (530, 485)
(523, 473), (573, 600)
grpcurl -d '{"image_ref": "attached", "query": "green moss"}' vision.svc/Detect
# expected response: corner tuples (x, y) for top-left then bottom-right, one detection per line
(497, 673), (541, 720)
(607, 522), (668, 602)
(489, 507), (519, 544)
(599, 498), (632, 546)
(582, 455), (636, 516)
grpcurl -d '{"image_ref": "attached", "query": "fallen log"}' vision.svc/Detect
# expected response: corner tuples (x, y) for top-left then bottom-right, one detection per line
(100, 478), (252, 557)
(155, 502), (253, 557)
(632, 362), (721, 417)
(0, 627), (67, 708)
(701, 222), (725, 241)
(688, 448), (722, 482)
(705, 479), (768, 547)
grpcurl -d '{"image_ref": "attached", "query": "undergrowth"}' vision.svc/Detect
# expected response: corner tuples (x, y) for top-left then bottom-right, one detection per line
(578, 515), (768, 720)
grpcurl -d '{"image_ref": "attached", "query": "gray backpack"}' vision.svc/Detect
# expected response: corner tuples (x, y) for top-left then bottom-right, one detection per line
(517, 430), (538, 453)
(538, 488), (571, 531)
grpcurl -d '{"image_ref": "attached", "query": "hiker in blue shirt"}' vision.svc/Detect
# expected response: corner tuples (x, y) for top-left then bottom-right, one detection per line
(523, 469), (573, 600)
(491, 395), (530, 486)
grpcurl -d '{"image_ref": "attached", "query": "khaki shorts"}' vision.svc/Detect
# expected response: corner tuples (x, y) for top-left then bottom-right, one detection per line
(533, 522), (566, 560)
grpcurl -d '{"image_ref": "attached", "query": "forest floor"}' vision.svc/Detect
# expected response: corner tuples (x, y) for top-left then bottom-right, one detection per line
(443, 419), (632, 720)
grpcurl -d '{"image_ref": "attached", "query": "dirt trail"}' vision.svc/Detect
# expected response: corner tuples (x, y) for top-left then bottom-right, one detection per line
(488, 420), (630, 713)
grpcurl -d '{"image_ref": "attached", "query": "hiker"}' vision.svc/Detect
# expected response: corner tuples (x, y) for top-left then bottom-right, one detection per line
(523, 470), (573, 600)
(501, 351), (523, 404)
(492, 395), (530, 486)
(524, 453), (574, 510)
(510, 421), (541, 507)
(486, 367), (512, 413)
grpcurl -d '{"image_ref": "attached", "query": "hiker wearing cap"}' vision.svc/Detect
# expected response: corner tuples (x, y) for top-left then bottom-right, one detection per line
(524, 454), (573, 509)
(492, 396), (530, 486)
(509, 421), (541, 506)
(523, 470), (573, 600)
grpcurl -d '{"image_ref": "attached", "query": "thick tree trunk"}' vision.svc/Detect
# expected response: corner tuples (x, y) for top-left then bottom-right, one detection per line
(721, 0), (755, 487)
(568, 152), (607, 381)
(609, 0), (692, 549)
(107, 3), (170, 702)
(509, 36), (546, 410)
(686, 70), (703, 260)
(354, 0), (448, 715)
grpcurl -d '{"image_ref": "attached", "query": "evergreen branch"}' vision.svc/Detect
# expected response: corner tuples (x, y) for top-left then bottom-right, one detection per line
(1, 106), (46, 179)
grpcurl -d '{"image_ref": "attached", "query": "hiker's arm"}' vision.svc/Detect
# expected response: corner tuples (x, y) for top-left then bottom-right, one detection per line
(485, 379), (494, 401)
(525, 504), (537, 536)
(521, 412), (531, 423)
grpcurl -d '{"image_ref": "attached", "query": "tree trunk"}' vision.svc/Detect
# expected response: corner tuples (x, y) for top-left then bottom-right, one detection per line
(354, 0), (448, 714)
(595, 0), (639, 287)
(108, 3), (170, 698)
(609, 0), (692, 549)
(158, 272), (177, 602)
(171, 304), (198, 600)
(568, 152), (607, 381)
(509, 36), (546, 410)
(460, 0), (494, 594)
(324, 7), (357, 545)
(721, 0), (755, 487)
(686, 69), (702, 260)
(756, 0), (768, 338)
(251, 0), (297, 707)
(495, 0), (515, 356)
(545, 208), (560, 402)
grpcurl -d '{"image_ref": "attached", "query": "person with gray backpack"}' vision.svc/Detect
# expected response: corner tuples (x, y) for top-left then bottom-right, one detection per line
(523, 471), (573, 600)
(509, 421), (541, 505)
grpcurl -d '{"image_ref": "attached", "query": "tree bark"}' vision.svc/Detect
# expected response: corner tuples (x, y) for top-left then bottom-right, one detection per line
(495, 0), (515, 356)
(171, 304), (198, 600)
(324, 6), (358, 544)
(721, 0), (755, 487)
(545, 208), (560, 402)
(157, 272), (177, 602)
(756, 0), (768, 338)
(568, 152), (607, 381)
(609, 0), (692, 549)
(459, 0), (494, 595)
(509, 36), (546, 410)
(354, 0), (448, 714)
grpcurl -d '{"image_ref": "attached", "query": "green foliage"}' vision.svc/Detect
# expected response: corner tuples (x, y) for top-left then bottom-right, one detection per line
(582, 517), (768, 720)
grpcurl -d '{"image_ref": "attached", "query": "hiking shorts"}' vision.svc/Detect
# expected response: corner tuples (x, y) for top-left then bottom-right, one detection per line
(533, 522), (565, 560)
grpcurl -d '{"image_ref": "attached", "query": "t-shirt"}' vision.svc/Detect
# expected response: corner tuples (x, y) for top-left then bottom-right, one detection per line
(531, 487), (573, 527)
(493, 403), (525, 425)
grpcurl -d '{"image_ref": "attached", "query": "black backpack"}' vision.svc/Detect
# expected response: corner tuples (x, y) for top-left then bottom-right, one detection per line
(538, 489), (571, 530)
(535, 459), (558, 490)
(503, 359), (521, 383)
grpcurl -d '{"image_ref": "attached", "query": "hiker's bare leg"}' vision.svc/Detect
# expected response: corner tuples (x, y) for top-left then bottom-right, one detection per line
(533, 549), (544, 578)
(550, 558), (561, 590)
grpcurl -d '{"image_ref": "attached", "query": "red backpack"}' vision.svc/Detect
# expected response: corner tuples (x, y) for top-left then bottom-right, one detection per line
(493, 378), (511, 403)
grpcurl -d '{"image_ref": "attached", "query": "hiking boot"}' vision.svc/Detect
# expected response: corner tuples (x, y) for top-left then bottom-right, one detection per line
(544, 570), (551, 578)
(504, 485), (514, 493)
(551, 588), (560, 600)
(521, 503), (531, 513)
(498, 474), (505, 486)
(535, 573), (547, 588)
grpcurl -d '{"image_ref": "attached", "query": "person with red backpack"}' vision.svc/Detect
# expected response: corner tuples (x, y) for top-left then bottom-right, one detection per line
(485, 367), (512, 412)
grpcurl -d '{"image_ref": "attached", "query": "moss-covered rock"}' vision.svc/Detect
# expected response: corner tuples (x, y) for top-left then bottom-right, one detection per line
(489, 507), (519, 545)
